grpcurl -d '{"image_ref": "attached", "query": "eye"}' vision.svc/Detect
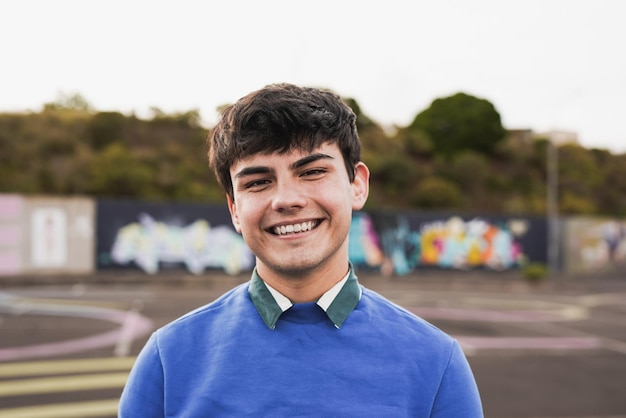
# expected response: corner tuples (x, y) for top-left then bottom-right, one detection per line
(301, 168), (327, 178)
(245, 179), (271, 189)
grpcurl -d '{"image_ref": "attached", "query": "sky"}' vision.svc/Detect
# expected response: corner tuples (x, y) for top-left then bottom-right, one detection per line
(1, 0), (625, 153)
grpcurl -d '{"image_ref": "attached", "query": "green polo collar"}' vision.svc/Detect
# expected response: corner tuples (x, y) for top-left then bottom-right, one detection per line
(248, 265), (361, 330)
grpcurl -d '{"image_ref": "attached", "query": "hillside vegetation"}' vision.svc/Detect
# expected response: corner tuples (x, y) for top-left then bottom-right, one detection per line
(1, 93), (625, 217)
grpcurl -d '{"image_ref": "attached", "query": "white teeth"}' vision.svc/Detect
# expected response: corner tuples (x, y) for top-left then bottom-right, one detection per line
(274, 221), (317, 236)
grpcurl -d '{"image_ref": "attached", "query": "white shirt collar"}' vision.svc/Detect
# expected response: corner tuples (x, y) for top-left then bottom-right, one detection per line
(264, 271), (351, 313)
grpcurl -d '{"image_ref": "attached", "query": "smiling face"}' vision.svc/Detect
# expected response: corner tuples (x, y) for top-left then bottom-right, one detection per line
(227, 142), (369, 289)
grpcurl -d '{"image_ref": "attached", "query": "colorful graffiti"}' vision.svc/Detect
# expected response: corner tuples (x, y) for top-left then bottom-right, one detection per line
(348, 212), (384, 270)
(418, 217), (527, 270)
(106, 210), (531, 276)
(353, 215), (529, 276)
(110, 213), (254, 275)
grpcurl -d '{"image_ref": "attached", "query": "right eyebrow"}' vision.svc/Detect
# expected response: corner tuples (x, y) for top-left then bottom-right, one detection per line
(289, 153), (334, 171)
(234, 166), (274, 179)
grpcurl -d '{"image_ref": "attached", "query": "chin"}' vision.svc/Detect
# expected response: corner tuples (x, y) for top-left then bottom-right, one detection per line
(263, 256), (324, 278)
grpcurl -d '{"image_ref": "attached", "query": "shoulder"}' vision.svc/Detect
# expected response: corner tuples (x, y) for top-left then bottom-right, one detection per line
(155, 282), (252, 341)
(358, 286), (455, 346)
(351, 287), (471, 382)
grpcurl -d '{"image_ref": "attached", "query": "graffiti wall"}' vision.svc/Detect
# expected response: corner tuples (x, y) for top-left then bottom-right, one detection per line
(562, 217), (626, 274)
(97, 201), (547, 276)
(97, 200), (254, 275)
(9, 193), (621, 278)
(349, 211), (546, 276)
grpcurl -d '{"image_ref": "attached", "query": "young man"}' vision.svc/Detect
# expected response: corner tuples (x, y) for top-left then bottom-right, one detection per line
(119, 83), (483, 417)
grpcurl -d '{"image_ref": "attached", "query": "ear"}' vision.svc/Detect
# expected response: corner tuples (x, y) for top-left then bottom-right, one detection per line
(351, 162), (370, 211)
(227, 194), (242, 233)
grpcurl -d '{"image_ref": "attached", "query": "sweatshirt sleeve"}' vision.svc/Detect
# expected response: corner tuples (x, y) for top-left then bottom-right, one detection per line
(431, 340), (484, 417)
(118, 332), (165, 418)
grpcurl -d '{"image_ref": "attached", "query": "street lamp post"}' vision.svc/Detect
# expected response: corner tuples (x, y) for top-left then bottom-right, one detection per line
(547, 141), (559, 275)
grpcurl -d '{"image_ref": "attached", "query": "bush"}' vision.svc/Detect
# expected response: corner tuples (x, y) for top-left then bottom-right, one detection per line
(411, 176), (464, 209)
(521, 262), (548, 283)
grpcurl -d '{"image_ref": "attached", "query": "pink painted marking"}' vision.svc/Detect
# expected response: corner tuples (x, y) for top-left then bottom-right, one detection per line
(0, 304), (154, 362)
(457, 336), (602, 350)
(410, 307), (563, 322)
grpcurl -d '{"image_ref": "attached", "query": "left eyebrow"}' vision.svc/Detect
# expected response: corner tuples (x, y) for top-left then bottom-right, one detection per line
(290, 153), (334, 171)
(233, 166), (273, 179)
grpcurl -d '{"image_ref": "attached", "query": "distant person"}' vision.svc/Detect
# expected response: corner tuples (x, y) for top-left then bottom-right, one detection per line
(119, 83), (483, 417)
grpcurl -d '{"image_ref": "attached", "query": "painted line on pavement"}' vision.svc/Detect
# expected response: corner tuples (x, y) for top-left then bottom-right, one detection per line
(0, 358), (133, 418)
(511, 416), (626, 418)
(411, 306), (581, 322)
(0, 399), (119, 418)
(0, 356), (135, 378)
(578, 293), (626, 307)
(0, 325), (147, 362)
(406, 300), (616, 353)
(0, 372), (128, 397)
(0, 293), (154, 361)
(458, 336), (602, 352)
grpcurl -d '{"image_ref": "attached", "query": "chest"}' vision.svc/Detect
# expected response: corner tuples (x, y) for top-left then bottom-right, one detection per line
(161, 324), (440, 417)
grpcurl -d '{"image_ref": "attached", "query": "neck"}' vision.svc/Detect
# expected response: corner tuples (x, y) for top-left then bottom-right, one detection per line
(256, 261), (350, 303)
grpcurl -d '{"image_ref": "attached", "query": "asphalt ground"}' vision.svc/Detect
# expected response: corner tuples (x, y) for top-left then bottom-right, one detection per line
(1, 269), (626, 418)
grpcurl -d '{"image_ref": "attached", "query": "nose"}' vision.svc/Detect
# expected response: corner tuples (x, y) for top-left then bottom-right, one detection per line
(271, 178), (307, 212)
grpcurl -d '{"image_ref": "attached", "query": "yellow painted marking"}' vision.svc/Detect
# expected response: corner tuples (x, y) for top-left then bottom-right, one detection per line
(0, 399), (119, 418)
(0, 357), (136, 378)
(0, 372), (128, 396)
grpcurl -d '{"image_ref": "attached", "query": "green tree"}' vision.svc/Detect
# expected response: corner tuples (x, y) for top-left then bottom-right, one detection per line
(557, 144), (600, 214)
(590, 151), (626, 216)
(392, 126), (433, 158)
(411, 176), (465, 209)
(448, 151), (489, 191)
(409, 92), (505, 157)
(88, 112), (126, 150)
(88, 143), (154, 197)
(371, 153), (419, 196)
(43, 92), (93, 112)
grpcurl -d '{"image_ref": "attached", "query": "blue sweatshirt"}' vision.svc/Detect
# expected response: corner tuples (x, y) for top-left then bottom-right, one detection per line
(119, 271), (483, 417)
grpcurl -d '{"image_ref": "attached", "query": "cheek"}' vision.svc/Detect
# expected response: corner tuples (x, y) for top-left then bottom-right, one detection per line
(320, 188), (353, 216)
(234, 197), (264, 225)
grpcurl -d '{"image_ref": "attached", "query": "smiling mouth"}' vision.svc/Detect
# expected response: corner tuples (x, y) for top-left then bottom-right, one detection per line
(271, 220), (320, 236)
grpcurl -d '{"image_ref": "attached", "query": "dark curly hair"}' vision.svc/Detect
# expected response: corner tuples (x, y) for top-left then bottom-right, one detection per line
(208, 83), (361, 201)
